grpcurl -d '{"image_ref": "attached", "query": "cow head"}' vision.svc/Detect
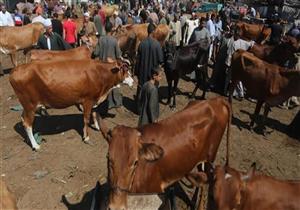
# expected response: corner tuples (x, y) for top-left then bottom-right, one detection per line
(213, 164), (256, 210)
(110, 60), (133, 87)
(104, 126), (164, 210)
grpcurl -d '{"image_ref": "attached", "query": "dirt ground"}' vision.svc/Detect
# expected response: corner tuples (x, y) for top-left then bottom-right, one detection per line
(1, 53), (299, 210)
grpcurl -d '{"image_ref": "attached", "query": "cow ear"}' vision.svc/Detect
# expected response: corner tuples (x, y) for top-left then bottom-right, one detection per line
(247, 162), (256, 177)
(139, 143), (164, 162)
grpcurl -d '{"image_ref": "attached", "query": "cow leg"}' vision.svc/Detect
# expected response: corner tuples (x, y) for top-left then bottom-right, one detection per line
(10, 53), (17, 67)
(171, 78), (179, 109)
(166, 79), (172, 105)
(91, 111), (100, 131)
(261, 104), (271, 135)
(250, 100), (263, 129)
(166, 186), (177, 210)
(22, 110), (40, 150)
(200, 65), (208, 100)
(82, 101), (93, 142)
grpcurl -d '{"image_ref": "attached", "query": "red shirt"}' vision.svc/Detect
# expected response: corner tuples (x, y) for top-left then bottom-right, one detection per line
(98, 10), (106, 25)
(63, 20), (76, 44)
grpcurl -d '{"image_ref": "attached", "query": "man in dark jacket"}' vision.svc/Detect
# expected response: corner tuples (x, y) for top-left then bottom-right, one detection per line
(51, 13), (63, 37)
(269, 17), (283, 45)
(135, 23), (163, 107)
(138, 67), (162, 127)
(37, 19), (71, 50)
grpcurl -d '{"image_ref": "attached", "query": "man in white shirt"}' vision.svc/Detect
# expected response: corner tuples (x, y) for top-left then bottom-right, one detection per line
(225, 28), (254, 99)
(206, 13), (216, 62)
(0, 5), (14, 26)
(32, 14), (46, 24)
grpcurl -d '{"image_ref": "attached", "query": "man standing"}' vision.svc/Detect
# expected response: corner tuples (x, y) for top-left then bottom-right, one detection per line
(63, 14), (77, 48)
(113, 11), (122, 28)
(79, 12), (97, 46)
(225, 27), (255, 99)
(269, 17), (283, 45)
(138, 67), (162, 127)
(93, 21), (123, 110)
(0, 5), (14, 26)
(189, 17), (211, 44)
(135, 23), (164, 107)
(37, 19), (71, 50)
(94, 6), (105, 36)
(206, 14), (216, 63)
(169, 14), (181, 49)
(51, 13), (63, 37)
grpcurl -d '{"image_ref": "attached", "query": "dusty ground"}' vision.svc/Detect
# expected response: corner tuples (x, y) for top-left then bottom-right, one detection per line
(1, 53), (299, 210)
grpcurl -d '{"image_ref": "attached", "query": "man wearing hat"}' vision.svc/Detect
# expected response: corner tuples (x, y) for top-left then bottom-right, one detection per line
(78, 12), (97, 46)
(113, 11), (122, 28)
(37, 19), (71, 50)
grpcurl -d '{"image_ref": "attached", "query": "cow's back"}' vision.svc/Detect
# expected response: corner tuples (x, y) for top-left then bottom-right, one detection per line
(231, 50), (283, 100)
(30, 46), (91, 61)
(0, 23), (44, 53)
(131, 97), (230, 192)
(245, 176), (300, 210)
(9, 60), (110, 108)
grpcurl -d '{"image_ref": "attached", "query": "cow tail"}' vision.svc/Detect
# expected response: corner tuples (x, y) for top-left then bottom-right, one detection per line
(225, 100), (232, 167)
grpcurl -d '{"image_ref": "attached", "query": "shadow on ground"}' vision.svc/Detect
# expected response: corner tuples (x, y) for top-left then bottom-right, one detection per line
(61, 181), (204, 210)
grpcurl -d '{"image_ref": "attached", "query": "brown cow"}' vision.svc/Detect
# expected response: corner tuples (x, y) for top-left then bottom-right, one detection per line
(249, 35), (299, 67)
(9, 59), (131, 150)
(236, 22), (271, 44)
(0, 179), (18, 210)
(30, 46), (91, 61)
(212, 164), (300, 210)
(0, 23), (44, 66)
(114, 23), (170, 49)
(229, 50), (300, 130)
(100, 97), (231, 210)
(102, 4), (119, 17)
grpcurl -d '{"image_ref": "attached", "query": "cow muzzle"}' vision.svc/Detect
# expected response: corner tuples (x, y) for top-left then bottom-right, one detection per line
(108, 189), (128, 210)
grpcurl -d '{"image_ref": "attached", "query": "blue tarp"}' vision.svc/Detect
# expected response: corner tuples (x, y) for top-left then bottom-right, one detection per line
(193, 2), (223, 13)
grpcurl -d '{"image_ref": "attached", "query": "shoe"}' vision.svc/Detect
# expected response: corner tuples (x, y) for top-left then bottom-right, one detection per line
(248, 97), (256, 103)
(234, 96), (243, 101)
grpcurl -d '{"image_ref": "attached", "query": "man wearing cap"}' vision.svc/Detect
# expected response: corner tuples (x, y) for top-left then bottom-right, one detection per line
(37, 19), (71, 50)
(79, 12), (97, 46)
(135, 23), (163, 111)
(113, 11), (122, 28)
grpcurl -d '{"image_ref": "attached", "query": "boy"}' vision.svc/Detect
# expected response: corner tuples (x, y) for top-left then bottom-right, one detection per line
(138, 67), (162, 127)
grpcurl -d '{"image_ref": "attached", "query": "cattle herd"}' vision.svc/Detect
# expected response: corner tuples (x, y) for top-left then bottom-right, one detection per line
(0, 2), (300, 210)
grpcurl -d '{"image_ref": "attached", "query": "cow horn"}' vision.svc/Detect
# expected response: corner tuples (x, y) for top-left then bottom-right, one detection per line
(225, 173), (232, 180)
(99, 119), (112, 142)
(241, 175), (249, 181)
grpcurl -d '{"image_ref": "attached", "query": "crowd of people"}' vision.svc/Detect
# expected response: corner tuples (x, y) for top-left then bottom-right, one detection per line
(0, 0), (299, 125)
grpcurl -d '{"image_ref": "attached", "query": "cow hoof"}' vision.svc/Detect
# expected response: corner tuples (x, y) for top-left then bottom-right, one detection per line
(91, 124), (100, 131)
(169, 104), (176, 110)
(83, 136), (90, 143)
(33, 145), (41, 151)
